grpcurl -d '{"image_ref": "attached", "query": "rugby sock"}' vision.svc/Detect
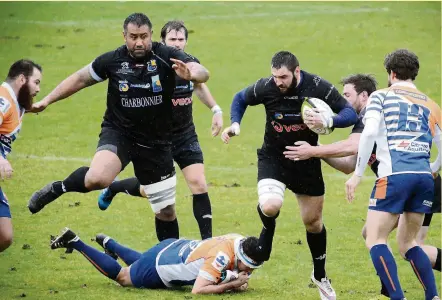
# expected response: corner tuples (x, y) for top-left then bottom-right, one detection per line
(155, 217), (179, 241)
(193, 193), (212, 240)
(370, 244), (404, 300)
(379, 274), (390, 297)
(53, 167), (90, 194)
(108, 177), (142, 197)
(405, 246), (439, 299)
(106, 239), (141, 266)
(306, 225), (327, 280)
(435, 248), (441, 272)
(257, 205), (277, 261)
(70, 240), (122, 280)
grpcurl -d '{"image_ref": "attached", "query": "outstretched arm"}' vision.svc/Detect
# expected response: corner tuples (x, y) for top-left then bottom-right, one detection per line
(194, 83), (223, 136)
(30, 64), (98, 112)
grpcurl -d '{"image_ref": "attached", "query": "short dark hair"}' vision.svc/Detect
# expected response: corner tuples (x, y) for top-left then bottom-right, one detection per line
(241, 237), (264, 265)
(340, 74), (378, 96)
(271, 51), (299, 72)
(123, 13), (152, 32)
(160, 20), (188, 41)
(384, 49), (419, 81)
(6, 59), (42, 81)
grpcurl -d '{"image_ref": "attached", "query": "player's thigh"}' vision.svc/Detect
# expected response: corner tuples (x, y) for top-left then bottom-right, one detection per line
(296, 194), (324, 226)
(0, 217), (12, 244)
(132, 146), (176, 213)
(365, 209), (399, 248)
(90, 126), (131, 183)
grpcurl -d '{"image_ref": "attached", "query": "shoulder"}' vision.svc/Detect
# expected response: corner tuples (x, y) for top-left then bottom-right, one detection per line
(184, 52), (200, 63)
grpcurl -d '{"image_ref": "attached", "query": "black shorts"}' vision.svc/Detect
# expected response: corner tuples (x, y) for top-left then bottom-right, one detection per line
(171, 131), (204, 170)
(420, 174), (440, 227)
(257, 148), (325, 196)
(97, 126), (175, 185)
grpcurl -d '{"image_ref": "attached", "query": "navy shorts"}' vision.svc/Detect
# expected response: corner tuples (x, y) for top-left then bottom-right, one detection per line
(130, 238), (177, 289)
(369, 173), (434, 214)
(0, 187), (11, 218)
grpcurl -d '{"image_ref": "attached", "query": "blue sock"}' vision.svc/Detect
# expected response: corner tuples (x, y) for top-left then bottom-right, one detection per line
(405, 246), (439, 300)
(106, 239), (141, 266)
(71, 240), (122, 280)
(370, 244), (404, 300)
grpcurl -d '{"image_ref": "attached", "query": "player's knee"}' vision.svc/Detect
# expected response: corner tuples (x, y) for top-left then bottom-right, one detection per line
(397, 240), (413, 259)
(116, 267), (133, 287)
(361, 225), (367, 240)
(186, 175), (207, 194)
(156, 205), (176, 221)
(260, 199), (282, 217)
(85, 169), (113, 189)
(0, 231), (13, 252)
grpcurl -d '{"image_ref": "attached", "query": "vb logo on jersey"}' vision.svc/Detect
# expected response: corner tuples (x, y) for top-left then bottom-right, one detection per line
(147, 60), (157, 72)
(152, 75), (162, 92)
(212, 251), (230, 272)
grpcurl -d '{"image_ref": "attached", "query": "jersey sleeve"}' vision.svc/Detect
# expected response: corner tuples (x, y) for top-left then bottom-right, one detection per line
(351, 107), (366, 134)
(318, 79), (349, 114)
(90, 51), (115, 82)
(167, 46), (195, 64)
(0, 96), (12, 126)
(243, 78), (269, 106)
(363, 90), (384, 122)
(198, 250), (233, 283)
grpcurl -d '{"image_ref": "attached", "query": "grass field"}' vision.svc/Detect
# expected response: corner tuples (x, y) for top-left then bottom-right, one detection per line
(0, 1), (440, 299)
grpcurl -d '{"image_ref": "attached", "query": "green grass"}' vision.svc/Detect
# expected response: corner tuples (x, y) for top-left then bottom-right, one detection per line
(0, 1), (440, 299)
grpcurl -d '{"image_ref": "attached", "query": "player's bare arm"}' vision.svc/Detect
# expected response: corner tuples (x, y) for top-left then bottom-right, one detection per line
(191, 272), (249, 294)
(194, 83), (223, 136)
(322, 155), (358, 175)
(171, 59), (209, 83)
(30, 64), (98, 113)
(283, 133), (360, 161)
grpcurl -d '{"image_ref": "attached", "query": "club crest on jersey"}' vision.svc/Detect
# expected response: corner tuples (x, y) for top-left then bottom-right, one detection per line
(152, 75), (162, 92)
(212, 251), (230, 272)
(119, 83), (129, 92)
(147, 60), (157, 72)
(274, 112), (283, 119)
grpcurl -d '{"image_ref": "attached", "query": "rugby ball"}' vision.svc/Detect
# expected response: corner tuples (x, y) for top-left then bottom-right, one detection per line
(301, 97), (335, 135)
(220, 270), (239, 284)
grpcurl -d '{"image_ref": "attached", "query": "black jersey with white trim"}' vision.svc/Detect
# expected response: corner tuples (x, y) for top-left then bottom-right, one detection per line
(90, 43), (195, 146)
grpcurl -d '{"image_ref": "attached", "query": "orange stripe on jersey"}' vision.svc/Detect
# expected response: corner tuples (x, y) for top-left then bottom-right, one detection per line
(391, 86), (441, 136)
(374, 177), (388, 199)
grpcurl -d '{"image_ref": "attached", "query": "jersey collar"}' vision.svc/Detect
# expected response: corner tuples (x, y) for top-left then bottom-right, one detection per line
(1, 82), (18, 103)
(390, 81), (416, 89)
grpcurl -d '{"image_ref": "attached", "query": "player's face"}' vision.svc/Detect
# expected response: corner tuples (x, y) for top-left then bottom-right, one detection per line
(272, 66), (294, 93)
(124, 23), (152, 59)
(164, 29), (187, 51)
(237, 260), (253, 274)
(18, 67), (42, 110)
(342, 84), (359, 110)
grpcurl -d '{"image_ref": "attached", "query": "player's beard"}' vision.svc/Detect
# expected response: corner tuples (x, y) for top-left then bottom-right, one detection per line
(128, 41), (152, 60)
(17, 81), (33, 111)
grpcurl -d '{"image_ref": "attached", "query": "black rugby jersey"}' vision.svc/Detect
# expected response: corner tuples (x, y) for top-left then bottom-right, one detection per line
(170, 55), (200, 135)
(90, 43), (194, 146)
(244, 70), (350, 156)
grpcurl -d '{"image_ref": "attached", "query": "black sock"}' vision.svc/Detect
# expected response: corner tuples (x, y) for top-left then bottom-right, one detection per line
(108, 177), (142, 197)
(53, 167), (90, 195)
(306, 225), (327, 280)
(155, 217), (179, 241)
(193, 193), (212, 240)
(257, 205), (277, 261)
(435, 248), (441, 272)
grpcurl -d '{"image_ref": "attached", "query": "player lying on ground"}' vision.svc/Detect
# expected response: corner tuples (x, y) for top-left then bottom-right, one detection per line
(50, 229), (263, 294)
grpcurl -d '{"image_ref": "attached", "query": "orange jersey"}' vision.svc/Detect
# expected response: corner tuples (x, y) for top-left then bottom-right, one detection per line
(0, 82), (24, 158)
(155, 234), (243, 287)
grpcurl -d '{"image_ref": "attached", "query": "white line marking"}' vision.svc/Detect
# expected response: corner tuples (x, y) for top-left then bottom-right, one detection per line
(11, 153), (376, 179)
(0, 8), (392, 27)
